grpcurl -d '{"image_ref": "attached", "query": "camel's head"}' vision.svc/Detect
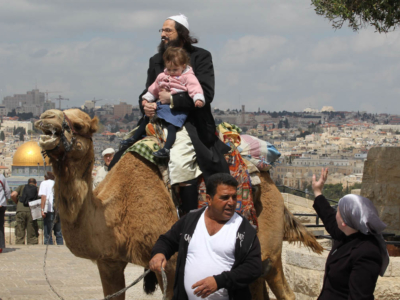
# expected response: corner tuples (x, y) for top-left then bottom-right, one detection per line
(35, 109), (98, 161)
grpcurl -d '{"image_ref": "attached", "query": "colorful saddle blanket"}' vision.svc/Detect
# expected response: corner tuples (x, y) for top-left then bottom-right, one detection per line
(122, 122), (258, 228)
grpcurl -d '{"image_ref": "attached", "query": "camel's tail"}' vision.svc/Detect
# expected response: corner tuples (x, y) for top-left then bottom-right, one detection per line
(143, 269), (158, 294)
(283, 205), (324, 254)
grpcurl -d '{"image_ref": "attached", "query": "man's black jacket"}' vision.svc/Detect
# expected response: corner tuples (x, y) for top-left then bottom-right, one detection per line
(151, 207), (262, 300)
(139, 46), (230, 180)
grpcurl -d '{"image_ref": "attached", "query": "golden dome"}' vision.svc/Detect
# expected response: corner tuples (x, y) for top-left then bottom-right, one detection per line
(13, 141), (50, 167)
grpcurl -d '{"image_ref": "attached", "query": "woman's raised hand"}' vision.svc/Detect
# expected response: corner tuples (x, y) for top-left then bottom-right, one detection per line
(312, 168), (328, 197)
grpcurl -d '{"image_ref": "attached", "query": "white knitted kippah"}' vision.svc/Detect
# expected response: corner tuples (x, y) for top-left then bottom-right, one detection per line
(167, 14), (189, 30)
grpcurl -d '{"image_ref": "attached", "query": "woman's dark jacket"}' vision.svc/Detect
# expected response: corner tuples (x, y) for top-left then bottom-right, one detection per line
(151, 207), (262, 300)
(139, 46), (230, 180)
(313, 195), (383, 300)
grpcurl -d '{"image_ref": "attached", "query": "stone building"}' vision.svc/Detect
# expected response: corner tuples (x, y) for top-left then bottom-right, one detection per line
(113, 102), (132, 119)
(3, 89), (45, 116)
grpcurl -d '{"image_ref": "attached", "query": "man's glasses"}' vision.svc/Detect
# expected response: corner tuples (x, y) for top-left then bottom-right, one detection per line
(159, 28), (175, 34)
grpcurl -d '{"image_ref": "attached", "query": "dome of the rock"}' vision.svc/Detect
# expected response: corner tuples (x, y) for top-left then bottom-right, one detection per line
(13, 141), (50, 166)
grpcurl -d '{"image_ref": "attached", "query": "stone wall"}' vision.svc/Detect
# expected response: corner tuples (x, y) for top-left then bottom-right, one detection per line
(362, 147), (400, 235)
(269, 242), (400, 300)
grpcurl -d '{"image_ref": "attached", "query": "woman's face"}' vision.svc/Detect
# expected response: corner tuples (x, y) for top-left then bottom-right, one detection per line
(336, 207), (346, 232)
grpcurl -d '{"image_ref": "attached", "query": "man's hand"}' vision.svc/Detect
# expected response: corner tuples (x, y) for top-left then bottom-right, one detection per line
(192, 276), (218, 298)
(312, 168), (328, 197)
(195, 100), (204, 108)
(159, 90), (171, 104)
(41, 211), (46, 218)
(149, 253), (167, 273)
(143, 102), (157, 117)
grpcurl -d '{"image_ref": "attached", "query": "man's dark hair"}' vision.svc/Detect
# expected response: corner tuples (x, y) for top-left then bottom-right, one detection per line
(206, 173), (238, 199)
(28, 178), (37, 184)
(174, 22), (198, 52)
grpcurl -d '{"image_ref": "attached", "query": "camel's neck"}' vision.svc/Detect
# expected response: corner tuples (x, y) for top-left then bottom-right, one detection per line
(52, 150), (95, 224)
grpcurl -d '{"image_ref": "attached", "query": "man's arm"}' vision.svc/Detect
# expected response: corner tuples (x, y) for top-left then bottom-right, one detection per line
(213, 235), (263, 291)
(11, 191), (18, 204)
(151, 215), (186, 260)
(149, 215), (187, 273)
(41, 195), (47, 218)
(173, 50), (215, 110)
(4, 177), (11, 200)
(10, 185), (22, 204)
(139, 57), (158, 114)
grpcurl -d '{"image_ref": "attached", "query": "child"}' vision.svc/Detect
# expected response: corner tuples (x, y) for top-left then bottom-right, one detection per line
(121, 47), (205, 158)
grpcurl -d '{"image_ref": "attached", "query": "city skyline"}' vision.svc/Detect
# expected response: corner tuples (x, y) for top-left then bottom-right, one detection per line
(1, 1), (400, 113)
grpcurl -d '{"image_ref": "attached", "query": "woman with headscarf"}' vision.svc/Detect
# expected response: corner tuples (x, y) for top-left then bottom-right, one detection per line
(312, 168), (389, 300)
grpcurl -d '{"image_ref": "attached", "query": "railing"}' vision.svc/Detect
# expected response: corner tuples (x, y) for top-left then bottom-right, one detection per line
(278, 187), (400, 246)
(276, 185), (338, 204)
(292, 213), (324, 228)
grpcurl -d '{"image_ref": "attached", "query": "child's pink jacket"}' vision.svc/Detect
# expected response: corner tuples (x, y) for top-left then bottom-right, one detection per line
(142, 66), (205, 104)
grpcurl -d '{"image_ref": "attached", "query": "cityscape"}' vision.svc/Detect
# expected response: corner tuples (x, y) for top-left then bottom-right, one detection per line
(1, 88), (399, 195)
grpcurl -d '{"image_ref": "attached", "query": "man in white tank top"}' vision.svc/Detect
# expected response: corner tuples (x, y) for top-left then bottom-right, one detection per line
(149, 173), (262, 300)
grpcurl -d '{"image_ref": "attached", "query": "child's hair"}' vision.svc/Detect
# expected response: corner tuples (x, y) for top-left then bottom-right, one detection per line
(163, 47), (190, 67)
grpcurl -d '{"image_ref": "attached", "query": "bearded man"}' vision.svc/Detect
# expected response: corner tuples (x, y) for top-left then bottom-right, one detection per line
(114, 14), (230, 214)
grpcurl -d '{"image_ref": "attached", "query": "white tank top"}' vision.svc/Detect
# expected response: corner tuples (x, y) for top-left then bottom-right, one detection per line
(184, 209), (242, 300)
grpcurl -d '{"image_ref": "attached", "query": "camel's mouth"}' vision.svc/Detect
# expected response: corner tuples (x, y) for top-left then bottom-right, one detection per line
(35, 120), (62, 150)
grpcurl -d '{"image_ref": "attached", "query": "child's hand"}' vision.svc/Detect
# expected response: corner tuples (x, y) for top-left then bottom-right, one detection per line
(195, 100), (204, 108)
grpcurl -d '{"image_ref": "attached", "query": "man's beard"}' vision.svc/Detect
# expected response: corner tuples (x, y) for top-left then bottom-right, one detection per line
(157, 37), (182, 56)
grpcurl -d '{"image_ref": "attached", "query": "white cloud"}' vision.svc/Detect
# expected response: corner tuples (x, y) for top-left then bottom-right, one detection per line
(0, 0), (399, 114)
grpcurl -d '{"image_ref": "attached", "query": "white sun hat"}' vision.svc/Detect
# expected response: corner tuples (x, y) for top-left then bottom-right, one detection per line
(102, 148), (115, 156)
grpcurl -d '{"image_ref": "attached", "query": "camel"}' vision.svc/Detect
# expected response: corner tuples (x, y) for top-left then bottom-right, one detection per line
(35, 108), (322, 300)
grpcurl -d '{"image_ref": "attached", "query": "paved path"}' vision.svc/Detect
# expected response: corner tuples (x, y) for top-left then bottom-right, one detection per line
(0, 245), (163, 300)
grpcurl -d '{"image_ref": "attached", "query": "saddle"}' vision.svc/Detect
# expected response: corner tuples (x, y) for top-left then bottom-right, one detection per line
(121, 121), (281, 229)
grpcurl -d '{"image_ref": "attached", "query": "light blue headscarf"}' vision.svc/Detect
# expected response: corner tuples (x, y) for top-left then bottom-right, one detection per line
(338, 194), (389, 276)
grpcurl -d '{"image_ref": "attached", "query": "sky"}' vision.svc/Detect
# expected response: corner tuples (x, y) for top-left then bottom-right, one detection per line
(1, 0), (400, 114)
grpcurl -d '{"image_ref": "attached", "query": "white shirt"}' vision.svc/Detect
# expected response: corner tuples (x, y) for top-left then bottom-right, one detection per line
(0, 174), (11, 207)
(184, 210), (242, 300)
(93, 165), (108, 189)
(38, 179), (55, 212)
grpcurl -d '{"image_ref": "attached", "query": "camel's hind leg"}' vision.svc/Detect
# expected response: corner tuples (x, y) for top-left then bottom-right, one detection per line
(97, 259), (128, 300)
(264, 256), (295, 300)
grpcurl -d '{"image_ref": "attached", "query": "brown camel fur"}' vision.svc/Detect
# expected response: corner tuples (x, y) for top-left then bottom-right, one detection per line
(35, 108), (322, 300)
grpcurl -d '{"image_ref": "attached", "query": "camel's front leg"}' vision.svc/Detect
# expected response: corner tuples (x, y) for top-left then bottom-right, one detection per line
(97, 259), (128, 300)
(263, 257), (295, 300)
(154, 258), (176, 300)
(250, 277), (270, 300)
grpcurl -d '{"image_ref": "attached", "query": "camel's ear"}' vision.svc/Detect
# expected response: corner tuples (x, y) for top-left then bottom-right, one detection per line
(90, 116), (99, 134)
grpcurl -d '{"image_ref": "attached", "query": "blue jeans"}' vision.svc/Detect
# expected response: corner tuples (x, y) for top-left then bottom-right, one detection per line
(43, 212), (63, 245)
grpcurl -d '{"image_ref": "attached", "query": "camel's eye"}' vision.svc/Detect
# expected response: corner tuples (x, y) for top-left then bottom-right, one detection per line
(74, 124), (83, 131)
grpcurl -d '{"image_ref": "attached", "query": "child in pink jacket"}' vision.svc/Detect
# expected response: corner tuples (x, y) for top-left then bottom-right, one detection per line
(121, 47), (205, 158)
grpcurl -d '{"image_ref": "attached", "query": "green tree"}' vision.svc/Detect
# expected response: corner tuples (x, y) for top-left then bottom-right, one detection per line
(311, 0), (400, 33)
(0, 131), (4, 141)
(323, 183), (345, 200)
(19, 131), (24, 141)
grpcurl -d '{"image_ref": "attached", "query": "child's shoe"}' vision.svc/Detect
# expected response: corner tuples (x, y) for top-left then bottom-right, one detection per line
(153, 148), (170, 158)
